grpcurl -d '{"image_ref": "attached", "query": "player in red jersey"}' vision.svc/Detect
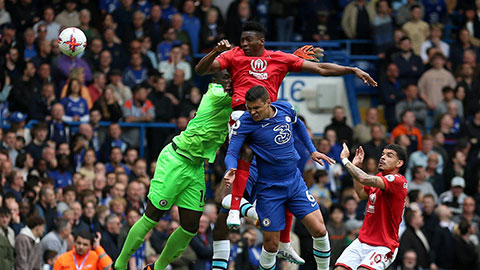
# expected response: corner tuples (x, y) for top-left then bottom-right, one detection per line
(196, 21), (377, 266)
(337, 143), (408, 270)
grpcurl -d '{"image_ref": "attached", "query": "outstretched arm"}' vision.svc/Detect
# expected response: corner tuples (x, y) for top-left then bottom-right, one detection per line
(301, 61), (378, 87)
(195, 39), (232, 75)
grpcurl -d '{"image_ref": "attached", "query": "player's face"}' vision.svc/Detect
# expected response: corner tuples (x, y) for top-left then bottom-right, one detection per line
(378, 149), (403, 173)
(213, 71), (232, 95)
(246, 98), (271, 121)
(241, 31), (264, 56)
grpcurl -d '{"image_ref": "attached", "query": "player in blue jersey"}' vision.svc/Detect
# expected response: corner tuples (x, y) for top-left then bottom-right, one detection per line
(224, 85), (335, 270)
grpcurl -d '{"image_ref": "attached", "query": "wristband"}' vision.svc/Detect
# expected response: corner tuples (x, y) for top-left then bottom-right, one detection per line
(342, 158), (351, 166)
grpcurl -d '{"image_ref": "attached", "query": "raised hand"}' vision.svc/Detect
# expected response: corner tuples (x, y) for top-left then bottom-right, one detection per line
(340, 143), (350, 160)
(215, 39), (232, 53)
(352, 146), (365, 167)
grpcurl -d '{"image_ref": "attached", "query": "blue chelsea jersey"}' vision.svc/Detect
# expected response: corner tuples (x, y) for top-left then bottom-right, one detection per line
(226, 101), (301, 182)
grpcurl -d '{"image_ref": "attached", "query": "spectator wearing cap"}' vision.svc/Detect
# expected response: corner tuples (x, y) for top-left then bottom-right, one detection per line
(0, 207), (14, 269)
(15, 216), (45, 270)
(40, 218), (71, 257)
(439, 176), (468, 215)
(9, 112), (30, 143)
(122, 85), (154, 148)
(418, 53), (456, 110)
(33, 7), (60, 41)
(54, 0), (80, 27)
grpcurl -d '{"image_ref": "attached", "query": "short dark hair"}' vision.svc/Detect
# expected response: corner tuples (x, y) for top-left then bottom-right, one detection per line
(75, 230), (94, 245)
(384, 144), (408, 173)
(43, 250), (58, 263)
(442, 86), (453, 94)
(0, 207), (11, 216)
(245, 85), (269, 102)
(410, 4), (421, 11)
(241, 21), (267, 38)
(27, 216), (45, 229)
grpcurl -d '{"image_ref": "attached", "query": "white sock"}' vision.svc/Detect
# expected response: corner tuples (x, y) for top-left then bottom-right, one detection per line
(221, 194), (258, 219)
(212, 240), (230, 270)
(313, 233), (330, 270)
(278, 241), (290, 250)
(259, 246), (277, 270)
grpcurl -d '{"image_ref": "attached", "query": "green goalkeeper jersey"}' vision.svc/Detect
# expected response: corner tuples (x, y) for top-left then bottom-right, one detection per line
(172, 83), (232, 163)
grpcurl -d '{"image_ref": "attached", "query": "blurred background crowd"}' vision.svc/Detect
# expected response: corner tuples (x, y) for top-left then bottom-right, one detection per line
(0, 0), (479, 269)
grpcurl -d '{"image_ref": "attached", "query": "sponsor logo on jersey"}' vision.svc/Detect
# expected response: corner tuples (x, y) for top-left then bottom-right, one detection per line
(273, 124), (292, 145)
(385, 175), (395, 182)
(262, 218), (271, 227)
(249, 59), (268, 80)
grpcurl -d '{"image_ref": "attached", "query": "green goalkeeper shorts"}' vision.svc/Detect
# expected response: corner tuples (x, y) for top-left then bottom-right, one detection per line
(148, 143), (206, 212)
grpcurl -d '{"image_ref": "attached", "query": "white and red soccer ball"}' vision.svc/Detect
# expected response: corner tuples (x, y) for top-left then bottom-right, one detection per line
(57, 27), (87, 57)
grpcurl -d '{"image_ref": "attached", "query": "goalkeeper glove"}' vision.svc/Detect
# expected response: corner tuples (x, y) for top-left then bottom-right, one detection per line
(293, 45), (324, 62)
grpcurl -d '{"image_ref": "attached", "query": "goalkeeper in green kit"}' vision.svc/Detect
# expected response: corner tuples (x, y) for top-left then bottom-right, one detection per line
(114, 71), (233, 270)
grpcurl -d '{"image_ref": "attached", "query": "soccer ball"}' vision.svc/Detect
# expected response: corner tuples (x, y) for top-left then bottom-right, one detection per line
(58, 27), (87, 57)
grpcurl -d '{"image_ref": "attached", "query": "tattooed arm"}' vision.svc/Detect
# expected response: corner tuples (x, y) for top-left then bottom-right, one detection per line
(340, 144), (384, 200)
(344, 162), (385, 189)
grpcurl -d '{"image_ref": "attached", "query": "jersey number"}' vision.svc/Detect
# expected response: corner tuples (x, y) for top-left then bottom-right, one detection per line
(199, 190), (206, 204)
(273, 124), (292, 145)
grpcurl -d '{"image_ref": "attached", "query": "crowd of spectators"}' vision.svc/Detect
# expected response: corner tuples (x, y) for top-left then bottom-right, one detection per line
(0, 0), (479, 269)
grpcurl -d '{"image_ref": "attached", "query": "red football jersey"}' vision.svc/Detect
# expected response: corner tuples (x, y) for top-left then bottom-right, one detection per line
(358, 172), (408, 252)
(216, 47), (304, 108)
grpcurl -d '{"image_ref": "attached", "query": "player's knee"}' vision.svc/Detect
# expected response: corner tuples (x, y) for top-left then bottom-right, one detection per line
(263, 236), (279, 252)
(311, 224), (327, 238)
(240, 145), (253, 161)
(181, 220), (199, 234)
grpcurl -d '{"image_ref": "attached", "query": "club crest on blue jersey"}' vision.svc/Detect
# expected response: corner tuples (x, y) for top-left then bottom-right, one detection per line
(262, 218), (271, 227)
